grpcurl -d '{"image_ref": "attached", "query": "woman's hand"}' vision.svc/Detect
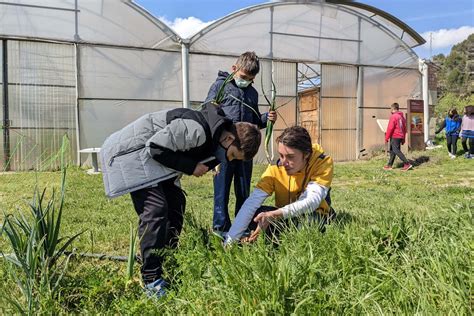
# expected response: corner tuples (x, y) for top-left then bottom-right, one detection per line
(246, 209), (284, 242)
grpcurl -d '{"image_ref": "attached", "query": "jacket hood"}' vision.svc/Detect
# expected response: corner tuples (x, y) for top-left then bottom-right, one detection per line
(217, 70), (230, 81)
(200, 103), (233, 143)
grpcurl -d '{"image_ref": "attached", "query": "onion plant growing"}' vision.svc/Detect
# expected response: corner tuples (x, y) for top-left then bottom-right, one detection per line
(211, 70), (237, 106)
(0, 135), (82, 314)
(126, 222), (138, 285)
(261, 73), (277, 163)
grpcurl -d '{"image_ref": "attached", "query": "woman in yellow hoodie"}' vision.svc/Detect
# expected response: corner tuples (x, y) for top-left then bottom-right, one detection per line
(224, 126), (334, 244)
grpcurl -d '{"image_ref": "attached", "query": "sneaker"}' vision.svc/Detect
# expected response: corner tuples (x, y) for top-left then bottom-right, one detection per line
(401, 163), (413, 171)
(448, 153), (456, 159)
(144, 278), (168, 299)
(465, 154), (473, 159)
(383, 165), (393, 170)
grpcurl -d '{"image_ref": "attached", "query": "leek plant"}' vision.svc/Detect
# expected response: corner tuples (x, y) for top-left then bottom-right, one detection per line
(261, 74), (277, 163)
(212, 71), (236, 106)
(125, 222), (138, 285)
(0, 136), (82, 314)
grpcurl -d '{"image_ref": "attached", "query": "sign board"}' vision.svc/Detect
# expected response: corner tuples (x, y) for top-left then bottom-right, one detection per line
(407, 99), (425, 150)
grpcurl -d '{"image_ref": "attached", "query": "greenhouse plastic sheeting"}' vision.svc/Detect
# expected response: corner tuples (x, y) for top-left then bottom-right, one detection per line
(361, 67), (421, 152)
(8, 128), (78, 171)
(79, 99), (182, 149)
(188, 54), (238, 103)
(4, 40), (77, 171)
(79, 46), (182, 100)
(190, 2), (419, 68)
(0, 0), (179, 50)
(363, 67), (421, 108)
(8, 41), (75, 86)
(342, 5), (420, 48)
(359, 20), (418, 68)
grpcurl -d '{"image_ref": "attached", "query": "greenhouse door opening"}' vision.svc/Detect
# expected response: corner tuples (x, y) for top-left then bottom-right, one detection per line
(298, 64), (358, 162)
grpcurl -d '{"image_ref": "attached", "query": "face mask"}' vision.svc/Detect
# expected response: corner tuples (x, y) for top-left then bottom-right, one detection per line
(234, 77), (252, 88)
(214, 143), (229, 163)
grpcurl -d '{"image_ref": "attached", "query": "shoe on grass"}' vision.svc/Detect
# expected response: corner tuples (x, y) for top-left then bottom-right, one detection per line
(144, 278), (168, 299)
(383, 165), (393, 170)
(401, 163), (413, 171)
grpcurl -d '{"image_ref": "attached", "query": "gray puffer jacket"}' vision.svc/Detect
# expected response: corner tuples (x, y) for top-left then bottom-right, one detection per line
(101, 104), (231, 198)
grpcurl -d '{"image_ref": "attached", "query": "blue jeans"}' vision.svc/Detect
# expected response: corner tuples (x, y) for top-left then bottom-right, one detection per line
(213, 159), (253, 232)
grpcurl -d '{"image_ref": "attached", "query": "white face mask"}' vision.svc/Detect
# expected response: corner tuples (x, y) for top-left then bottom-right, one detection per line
(234, 77), (252, 88)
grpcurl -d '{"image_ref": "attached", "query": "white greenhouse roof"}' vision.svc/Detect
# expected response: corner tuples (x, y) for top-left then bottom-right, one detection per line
(189, 1), (423, 68)
(0, 0), (181, 50)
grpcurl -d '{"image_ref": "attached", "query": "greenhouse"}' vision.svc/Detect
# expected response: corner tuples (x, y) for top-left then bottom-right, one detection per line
(0, 0), (429, 170)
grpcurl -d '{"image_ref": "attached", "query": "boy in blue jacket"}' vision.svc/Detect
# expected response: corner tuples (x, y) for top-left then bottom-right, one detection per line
(435, 108), (462, 158)
(204, 51), (277, 235)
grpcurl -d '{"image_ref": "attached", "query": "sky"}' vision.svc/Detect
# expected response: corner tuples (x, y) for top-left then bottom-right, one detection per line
(135, 0), (474, 59)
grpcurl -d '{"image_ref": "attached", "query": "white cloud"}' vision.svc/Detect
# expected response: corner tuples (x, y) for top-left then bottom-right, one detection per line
(421, 26), (474, 49)
(159, 16), (214, 39)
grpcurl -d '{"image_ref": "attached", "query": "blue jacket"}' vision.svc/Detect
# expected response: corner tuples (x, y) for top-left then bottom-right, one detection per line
(436, 115), (462, 136)
(205, 71), (267, 128)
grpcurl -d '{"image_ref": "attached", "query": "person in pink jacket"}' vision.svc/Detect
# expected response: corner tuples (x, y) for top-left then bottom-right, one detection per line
(460, 105), (474, 159)
(384, 103), (413, 171)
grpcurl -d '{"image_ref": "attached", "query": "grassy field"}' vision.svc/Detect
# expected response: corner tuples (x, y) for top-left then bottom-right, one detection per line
(0, 146), (472, 314)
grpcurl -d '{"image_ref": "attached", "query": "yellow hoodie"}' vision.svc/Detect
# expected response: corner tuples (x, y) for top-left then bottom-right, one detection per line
(255, 143), (333, 215)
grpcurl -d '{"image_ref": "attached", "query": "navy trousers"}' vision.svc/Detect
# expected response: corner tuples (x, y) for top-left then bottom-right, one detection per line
(213, 159), (253, 232)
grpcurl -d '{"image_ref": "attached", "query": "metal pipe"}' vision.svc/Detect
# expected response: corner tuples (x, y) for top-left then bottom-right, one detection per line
(74, 44), (81, 166)
(181, 40), (190, 108)
(356, 66), (364, 159)
(420, 59), (429, 143)
(2, 40), (10, 171)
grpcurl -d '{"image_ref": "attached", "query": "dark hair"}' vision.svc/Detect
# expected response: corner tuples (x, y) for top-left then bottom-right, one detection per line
(276, 126), (312, 155)
(391, 102), (400, 111)
(235, 51), (260, 76)
(231, 122), (261, 160)
(465, 105), (474, 116)
(448, 108), (458, 118)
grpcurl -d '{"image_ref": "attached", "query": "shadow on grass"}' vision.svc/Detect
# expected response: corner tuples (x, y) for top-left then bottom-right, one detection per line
(394, 155), (430, 168)
(332, 210), (354, 229)
(410, 155), (430, 166)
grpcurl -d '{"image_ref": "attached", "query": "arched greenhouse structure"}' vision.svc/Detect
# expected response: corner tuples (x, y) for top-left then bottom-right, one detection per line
(0, 0), (430, 171)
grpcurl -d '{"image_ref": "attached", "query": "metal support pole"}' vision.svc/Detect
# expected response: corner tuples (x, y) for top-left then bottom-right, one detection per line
(2, 40), (10, 171)
(356, 66), (363, 159)
(420, 59), (429, 143)
(181, 40), (190, 108)
(74, 44), (81, 166)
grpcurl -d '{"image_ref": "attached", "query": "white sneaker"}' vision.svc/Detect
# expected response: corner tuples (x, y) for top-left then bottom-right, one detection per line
(448, 153), (456, 159)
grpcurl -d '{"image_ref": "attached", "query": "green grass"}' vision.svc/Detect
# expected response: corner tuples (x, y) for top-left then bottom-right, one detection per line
(0, 146), (472, 314)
